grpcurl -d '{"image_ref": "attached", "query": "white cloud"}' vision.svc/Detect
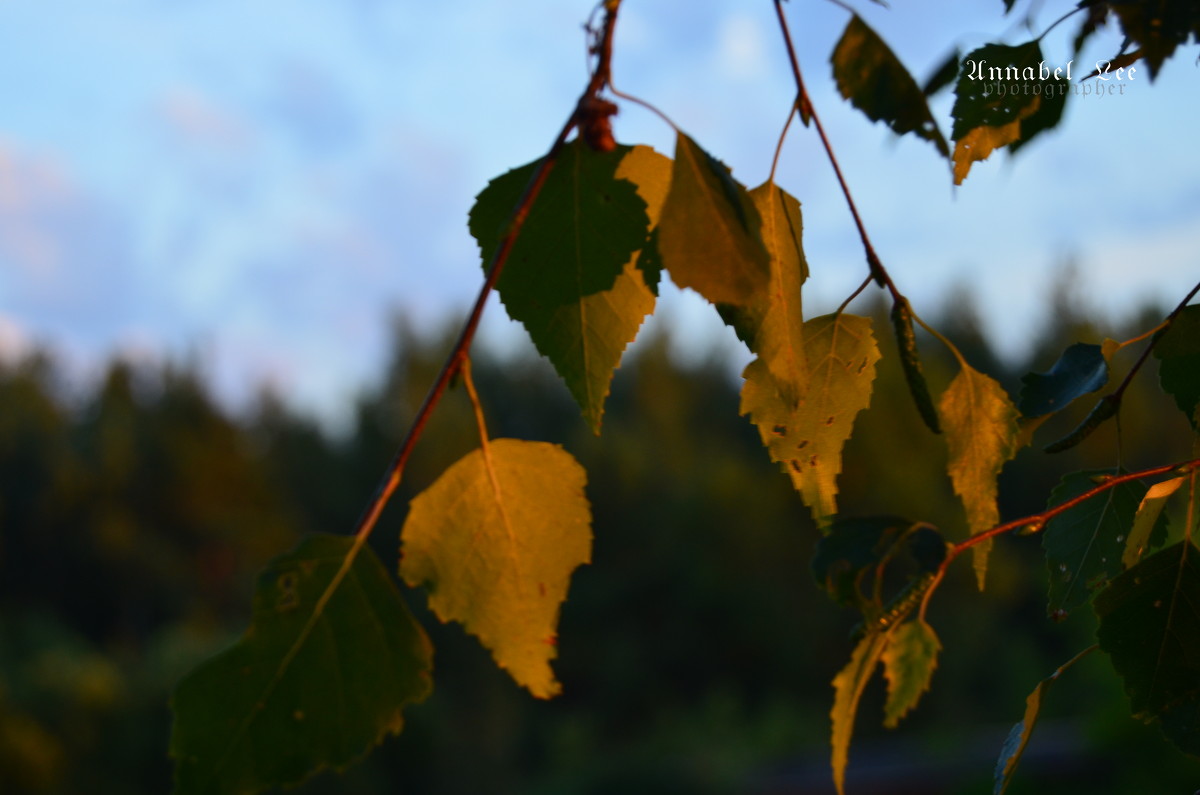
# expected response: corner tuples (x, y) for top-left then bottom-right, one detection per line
(158, 88), (254, 152)
(716, 13), (770, 81)
(0, 143), (75, 280)
(0, 314), (31, 362)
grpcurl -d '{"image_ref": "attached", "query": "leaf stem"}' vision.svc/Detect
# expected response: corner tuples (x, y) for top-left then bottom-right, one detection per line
(607, 85), (681, 133)
(837, 275), (873, 315)
(908, 301), (967, 368)
(461, 356), (491, 455)
(768, 103), (796, 186)
(1117, 318), (1169, 350)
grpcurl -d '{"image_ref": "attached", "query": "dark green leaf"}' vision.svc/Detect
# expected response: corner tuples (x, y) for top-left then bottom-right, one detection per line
(1110, 1), (1200, 79)
(657, 132), (770, 308)
(171, 535), (433, 795)
(1095, 541), (1200, 718)
(890, 298), (941, 433)
(1018, 342), (1110, 417)
(922, 50), (960, 96)
(469, 142), (669, 432)
(831, 16), (949, 157)
(1159, 691), (1200, 755)
(1044, 394), (1120, 453)
(951, 41), (1069, 182)
(1154, 304), (1200, 429)
(1042, 469), (1147, 617)
(952, 43), (1043, 140)
(637, 226), (663, 295)
(812, 516), (945, 609)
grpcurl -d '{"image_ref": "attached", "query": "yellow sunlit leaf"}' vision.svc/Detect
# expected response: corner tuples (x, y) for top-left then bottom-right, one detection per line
(400, 439), (592, 698)
(939, 364), (1020, 587)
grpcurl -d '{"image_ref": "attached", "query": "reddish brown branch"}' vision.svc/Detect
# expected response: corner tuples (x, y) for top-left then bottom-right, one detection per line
(348, 2), (622, 543)
(919, 457), (1199, 621)
(772, 0), (900, 302)
(946, 458), (1200, 568)
(1110, 279), (1200, 404)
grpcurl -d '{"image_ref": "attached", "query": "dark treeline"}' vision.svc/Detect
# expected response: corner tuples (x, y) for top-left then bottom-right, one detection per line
(1, 291), (1196, 794)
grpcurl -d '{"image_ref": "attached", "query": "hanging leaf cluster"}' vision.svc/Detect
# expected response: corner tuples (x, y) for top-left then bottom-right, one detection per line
(166, 2), (1200, 794)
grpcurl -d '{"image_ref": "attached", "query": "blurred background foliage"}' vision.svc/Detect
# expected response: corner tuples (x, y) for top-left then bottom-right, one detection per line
(1, 281), (1197, 794)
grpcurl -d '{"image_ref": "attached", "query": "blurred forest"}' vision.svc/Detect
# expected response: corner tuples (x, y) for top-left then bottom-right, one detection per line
(1, 284), (1198, 794)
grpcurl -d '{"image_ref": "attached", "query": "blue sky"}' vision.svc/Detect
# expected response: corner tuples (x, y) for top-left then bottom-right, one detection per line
(1, 1), (1197, 428)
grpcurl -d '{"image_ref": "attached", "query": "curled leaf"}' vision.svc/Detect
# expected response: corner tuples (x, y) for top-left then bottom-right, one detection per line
(890, 298), (941, 433)
(1044, 394), (1120, 453)
(1018, 342), (1109, 418)
(994, 646), (1095, 794)
(812, 516), (944, 610)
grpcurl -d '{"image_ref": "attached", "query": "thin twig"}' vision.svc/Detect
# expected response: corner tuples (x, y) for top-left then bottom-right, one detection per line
(773, 0), (899, 300)
(1109, 279), (1200, 404)
(1035, 6), (1084, 42)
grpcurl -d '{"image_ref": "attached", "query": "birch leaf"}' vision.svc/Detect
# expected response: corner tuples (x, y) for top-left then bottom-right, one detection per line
(1042, 470), (1145, 617)
(742, 314), (881, 527)
(400, 439), (591, 698)
(469, 142), (669, 433)
(1018, 342), (1110, 418)
(830, 631), (889, 795)
(831, 15), (949, 157)
(1124, 476), (1183, 569)
(657, 132), (770, 307)
(170, 535), (433, 795)
(1096, 541), (1200, 718)
(721, 182), (809, 403)
(994, 647), (1094, 794)
(1154, 304), (1200, 430)
(881, 620), (941, 728)
(939, 363), (1020, 587)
